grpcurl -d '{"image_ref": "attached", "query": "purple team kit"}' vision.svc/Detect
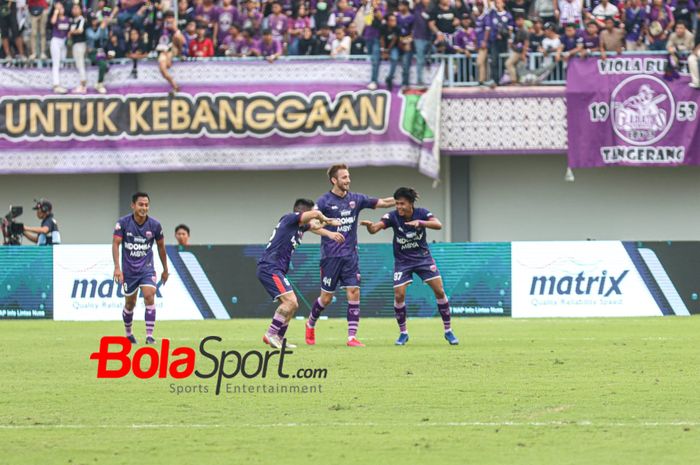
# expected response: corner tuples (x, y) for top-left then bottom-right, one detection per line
(381, 207), (440, 287)
(315, 191), (378, 292)
(257, 212), (310, 300)
(113, 215), (164, 295)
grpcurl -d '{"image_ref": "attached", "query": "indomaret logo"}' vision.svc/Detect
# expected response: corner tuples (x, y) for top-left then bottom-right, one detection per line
(529, 270), (629, 297)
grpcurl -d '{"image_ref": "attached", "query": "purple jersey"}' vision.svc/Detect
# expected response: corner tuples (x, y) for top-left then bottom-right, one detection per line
(195, 3), (219, 25)
(217, 6), (239, 43)
(454, 27), (477, 51)
(560, 32), (582, 51)
(315, 191), (378, 259)
(396, 12), (415, 36)
(53, 17), (71, 40)
(581, 30), (599, 49)
(413, 3), (431, 40)
(624, 7), (646, 42)
(260, 38), (282, 56)
(474, 11), (489, 45)
(381, 208), (434, 267)
(334, 7), (356, 28)
(258, 212), (309, 273)
(267, 13), (288, 41)
(113, 215), (164, 276)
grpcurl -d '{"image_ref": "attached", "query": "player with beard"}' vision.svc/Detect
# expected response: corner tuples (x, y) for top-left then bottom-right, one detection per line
(258, 199), (342, 348)
(361, 187), (459, 346)
(112, 192), (169, 344)
(306, 164), (396, 347)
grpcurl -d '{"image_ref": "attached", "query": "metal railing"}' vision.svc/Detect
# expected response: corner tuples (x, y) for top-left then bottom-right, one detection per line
(0, 50), (686, 88)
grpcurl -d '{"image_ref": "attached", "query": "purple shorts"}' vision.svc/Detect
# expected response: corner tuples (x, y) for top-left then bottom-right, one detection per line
(320, 255), (360, 293)
(256, 265), (293, 301)
(123, 272), (158, 296)
(393, 261), (441, 288)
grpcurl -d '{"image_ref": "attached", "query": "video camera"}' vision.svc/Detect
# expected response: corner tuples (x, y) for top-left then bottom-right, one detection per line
(1, 206), (24, 245)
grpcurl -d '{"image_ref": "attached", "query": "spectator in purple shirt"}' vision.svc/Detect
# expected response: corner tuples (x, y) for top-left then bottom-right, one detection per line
(241, 0), (264, 38)
(195, 0), (219, 38)
(453, 12), (478, 56)
(260, 28), (283, 61)
(647, 0), (675, 50)
(219, 23), (242, 56)
(560, 22), (583, 62)
(266, 2), (288, 45)
(580, 20), (600, 56)
(623, 0), (647, 51)
(216, 0), (239, 49)
(413, 0), (433, 86)
(288, 4), (311, 54)
(333, 0), (357, 28)
(238, 27), (261, 56)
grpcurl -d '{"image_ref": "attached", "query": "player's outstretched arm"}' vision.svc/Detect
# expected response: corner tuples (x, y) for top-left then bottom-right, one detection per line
(157, 238), (169, 285)
(406, 217), (443, 230)
(300, 210), (341, 227)
(375, 197), (397, 209)
(309, 222), (345, 243)
(360, 220), (385, 235)
(112, 235), (123, 284)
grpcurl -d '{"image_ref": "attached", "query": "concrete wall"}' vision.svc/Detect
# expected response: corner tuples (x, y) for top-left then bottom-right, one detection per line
(5, 155), (700, 245)
(468, 155), (700, 241)
(137, 166), (449, 245)
(0, 166), (448, 245)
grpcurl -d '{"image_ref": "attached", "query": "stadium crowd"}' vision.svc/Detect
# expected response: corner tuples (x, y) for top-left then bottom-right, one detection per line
(1, 0), (699, 90)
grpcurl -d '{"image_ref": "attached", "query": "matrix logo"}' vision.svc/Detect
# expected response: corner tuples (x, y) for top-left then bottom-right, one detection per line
(72, 279), (162, 298)
(89, 336), (327, 395)
(529, 270), (629, 297)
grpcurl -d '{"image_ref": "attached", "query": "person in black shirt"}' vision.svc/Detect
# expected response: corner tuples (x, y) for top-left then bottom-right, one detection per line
(428, 0), (459, 44)
(348, 22), (366, 55)
(507, 0), (531, 19)
(23, 199), (61, 246)
(381, 13), (401, 90)
(126, 27), (148, 78)
(528, 17), (545, 52)
(298, 26), (319, 55)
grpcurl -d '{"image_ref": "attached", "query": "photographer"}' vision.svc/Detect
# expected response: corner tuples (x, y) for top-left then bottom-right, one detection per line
(23, 200), (61, 246)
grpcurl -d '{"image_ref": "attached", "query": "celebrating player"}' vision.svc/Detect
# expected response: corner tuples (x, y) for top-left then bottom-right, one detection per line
(259, 199), (342, 349)
(306, 164), (396, 347)
(361, 187), (459, 346)
(112, 192), (169, 345)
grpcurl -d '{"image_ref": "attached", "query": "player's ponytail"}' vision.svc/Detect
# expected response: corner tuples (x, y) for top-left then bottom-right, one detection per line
(393, 187), (419, 204)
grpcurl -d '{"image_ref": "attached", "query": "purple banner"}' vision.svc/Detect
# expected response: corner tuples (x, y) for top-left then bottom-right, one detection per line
(566, 55), (699, 168)
(0, 60), (440, 178)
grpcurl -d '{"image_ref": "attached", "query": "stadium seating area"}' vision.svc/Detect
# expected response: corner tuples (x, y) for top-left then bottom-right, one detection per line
(1, 0), (699, 88)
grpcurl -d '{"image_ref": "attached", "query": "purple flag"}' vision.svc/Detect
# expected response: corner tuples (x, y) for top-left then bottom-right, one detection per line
(566, 55), (699, 168)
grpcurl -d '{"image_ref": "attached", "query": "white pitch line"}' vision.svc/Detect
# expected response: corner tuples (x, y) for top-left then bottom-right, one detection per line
(1, 421), (698, 430)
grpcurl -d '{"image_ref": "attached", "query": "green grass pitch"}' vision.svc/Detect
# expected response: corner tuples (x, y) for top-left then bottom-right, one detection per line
(1, 317), (699, 465)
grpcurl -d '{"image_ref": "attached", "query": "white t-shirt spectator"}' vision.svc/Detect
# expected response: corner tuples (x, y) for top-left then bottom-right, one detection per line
(558, 0), (583, 26)
(542, 36), (561, 66)
(331, 36), (351, 58)
(592, 2), (620, 25)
